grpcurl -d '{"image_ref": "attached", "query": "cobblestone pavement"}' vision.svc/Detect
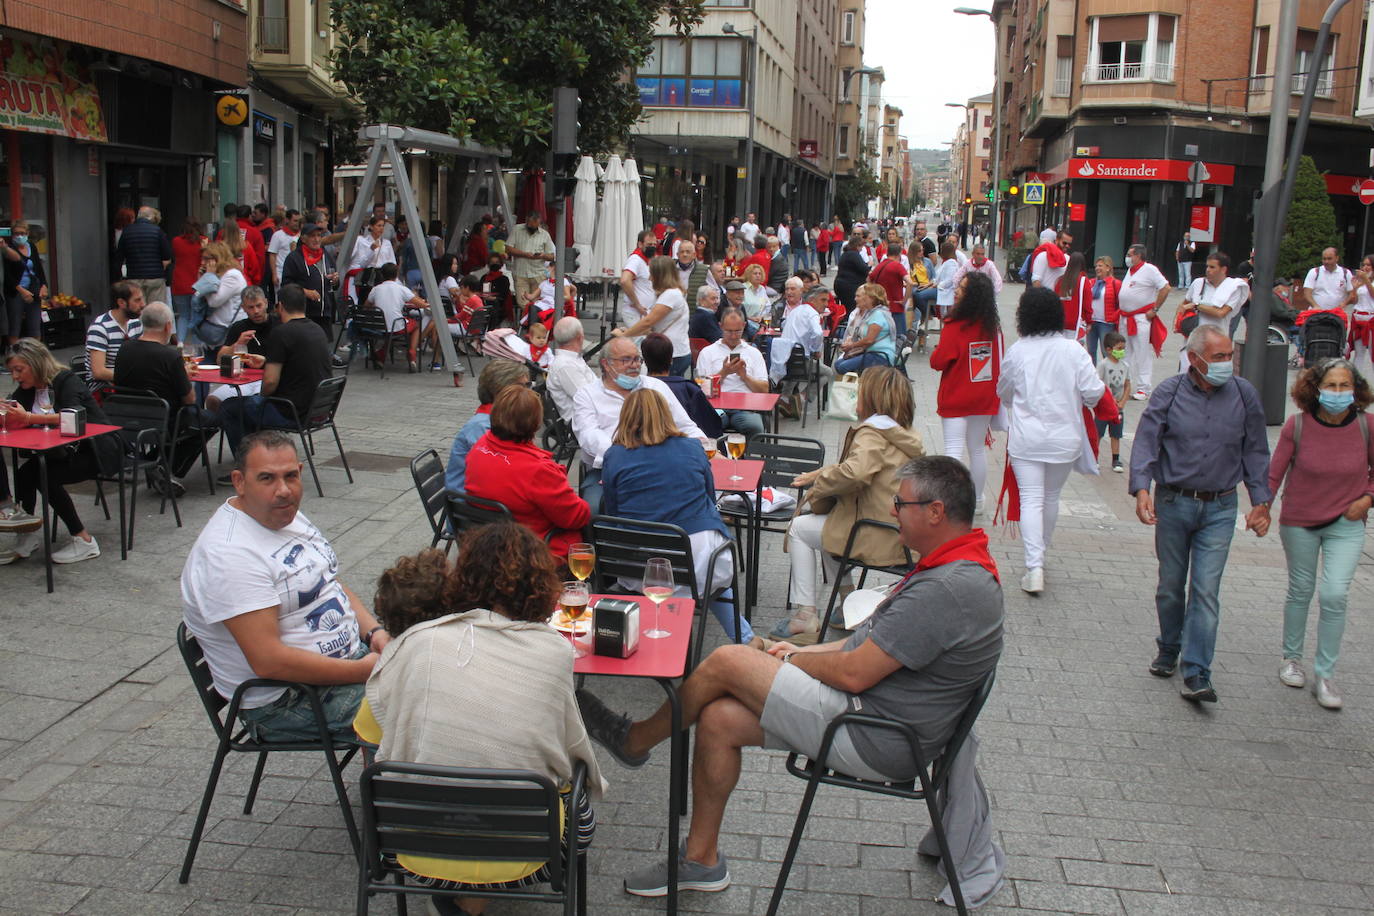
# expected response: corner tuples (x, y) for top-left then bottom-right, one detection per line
(2, 278), (1373, 915)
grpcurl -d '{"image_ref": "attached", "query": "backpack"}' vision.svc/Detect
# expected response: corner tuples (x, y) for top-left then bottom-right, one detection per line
(1018, 253), (1034, 284)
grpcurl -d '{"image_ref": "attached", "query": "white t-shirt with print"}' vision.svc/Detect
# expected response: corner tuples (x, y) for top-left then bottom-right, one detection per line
(1304, 265), (1354, 311)
(268, 229), (299, 285)
(182, 502), (361, 708)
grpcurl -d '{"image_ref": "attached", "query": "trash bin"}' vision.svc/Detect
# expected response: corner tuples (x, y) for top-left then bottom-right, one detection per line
(1236, 339), (1290, 425)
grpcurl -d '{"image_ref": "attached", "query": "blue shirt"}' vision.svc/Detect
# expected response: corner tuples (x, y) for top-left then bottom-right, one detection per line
(445, 411), (491, 493)
(852, 308), (896, 364)
(602, 436), (728, 537)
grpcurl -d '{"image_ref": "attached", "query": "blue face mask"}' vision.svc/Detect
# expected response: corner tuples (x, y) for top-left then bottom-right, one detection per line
(614, 373), (642, 391)
(12, 235), (26, 247)
(1319, 389), (1355, 412)
(1202, 359), (1233, 386)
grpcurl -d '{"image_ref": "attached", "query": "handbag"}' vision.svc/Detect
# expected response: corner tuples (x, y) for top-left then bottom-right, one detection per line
(824, 372), (861, 421)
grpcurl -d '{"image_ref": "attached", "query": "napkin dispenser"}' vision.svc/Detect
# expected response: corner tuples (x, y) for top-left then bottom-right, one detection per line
(592, 597), (640, 658)
(219, 354), (243, 378)
(59, 407), (87, 437)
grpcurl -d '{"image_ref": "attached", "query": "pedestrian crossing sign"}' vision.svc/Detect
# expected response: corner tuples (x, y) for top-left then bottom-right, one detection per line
(1023, 180), (1046, 205)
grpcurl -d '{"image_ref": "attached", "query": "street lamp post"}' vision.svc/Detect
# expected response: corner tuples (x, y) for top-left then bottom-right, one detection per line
(723, 22), (758, 217)
(945, 101), (973, 239)
(955, 7), (1000, 260)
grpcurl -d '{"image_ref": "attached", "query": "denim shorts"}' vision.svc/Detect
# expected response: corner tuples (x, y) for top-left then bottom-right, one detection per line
(238, 644), (368, 743)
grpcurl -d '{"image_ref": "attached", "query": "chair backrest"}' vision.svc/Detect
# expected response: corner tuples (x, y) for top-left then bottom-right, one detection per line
(540, 415), (578, 470)
(410, 448), (448, 540)
(447, 491), (514, 538)
(689, 337), (710, 367)
(840, 517), (913, 568)
(745, 434), (825, 492)
(464, 306), (491, 340)
(102, 392), (171, 452)
(352, 306), (390, 337)
(927, 668), (997, 794)
(782, 345), (813, 381)
(588, 515), (698, 600)
(303, 375), (348, 427)
(360, 761), (565, 888)
(176, 622), (231, 741)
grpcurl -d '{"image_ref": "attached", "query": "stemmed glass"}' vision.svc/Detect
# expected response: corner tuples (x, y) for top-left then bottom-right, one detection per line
(726, 432), (746, 481)
(0, 401), (9, 434)
(701, 438), (717, 461)
(559, 580), (590, 657)
(642, 557), (674, 639)
(568, 543), (595, 583)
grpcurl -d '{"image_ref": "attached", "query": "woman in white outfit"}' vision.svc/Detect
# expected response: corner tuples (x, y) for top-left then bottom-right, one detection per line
(997, 286), (1105, 594)
(345, 215), (396, 304)
(1351, 254), (1374, 378)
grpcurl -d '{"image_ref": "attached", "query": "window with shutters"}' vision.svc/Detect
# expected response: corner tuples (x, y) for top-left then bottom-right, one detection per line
(1084, 14), (1176, 83)
(1053, 35), (1073, 96)
(1293, 29), (1336, 95)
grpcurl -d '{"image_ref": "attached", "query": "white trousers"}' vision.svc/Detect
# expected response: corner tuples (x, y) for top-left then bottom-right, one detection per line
(1009, 457), (1074, 571)
(941, 415), (993, 506)
(787, 512), (839, 609)
(1121, 315), (1153, 392)
(1354, 340), (1373, 379)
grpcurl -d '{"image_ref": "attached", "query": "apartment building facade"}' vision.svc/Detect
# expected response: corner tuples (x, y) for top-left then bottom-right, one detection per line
(993, 0), (1370, 266)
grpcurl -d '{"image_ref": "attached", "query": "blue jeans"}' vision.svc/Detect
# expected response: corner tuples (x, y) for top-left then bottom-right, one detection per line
(1083, 320), (1114, 365)
(834, 350), (890, 374)
(579, 466), (603, 515)
(720, 408), (765, 438)
(221, 394), (294, 456)
(1279, 517), (1366, 678)
(1153, 488), (1238, 680)
(670, 354), (692, 377)
(890, 310), (907, 337)
(912, 287), (938, 324)
(172, 294), (194, 344)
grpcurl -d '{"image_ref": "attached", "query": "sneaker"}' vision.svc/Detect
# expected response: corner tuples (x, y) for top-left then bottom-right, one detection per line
(1278, 658), (1305, 688)
(1179, 675), (1217, 703)
(331, 355), (351, 370)
(0, 549), (16, 565)
(1020, 567), (1044, 594)
(429, 362), (444, 371)
(625, 848), (731, 897)
(408, 360), (419, 374)
(575, 689), (649, 768)
(1131, 388), (1149, 401)
(52, 535), (100, 565)
(1314, 677), (1343, 710)
(0, 506), (42, 532)
(1148, 651), (1178, 678)
(148, 467), (185, 500)
(1112, 457), (1124, 473)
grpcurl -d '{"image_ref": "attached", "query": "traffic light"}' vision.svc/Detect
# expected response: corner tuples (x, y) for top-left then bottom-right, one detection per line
(985, 187), (994, 201)
(1008, 185), (1019, 197)
(563, 245), (581, 276)
(963, 196), (972, 205)
(551, 152), (578, 199)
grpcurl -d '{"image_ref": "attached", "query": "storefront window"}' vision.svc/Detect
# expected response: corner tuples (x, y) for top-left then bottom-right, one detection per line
(636, 37), (746, 108)
(0, 131), (52, 267)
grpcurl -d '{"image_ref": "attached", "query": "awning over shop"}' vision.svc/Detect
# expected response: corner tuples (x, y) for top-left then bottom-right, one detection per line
(0, 29), (107, 141)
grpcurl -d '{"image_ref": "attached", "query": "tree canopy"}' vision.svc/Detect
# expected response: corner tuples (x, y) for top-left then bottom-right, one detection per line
(330, 0), (704, 166)
(1276, 154), (1342, 286)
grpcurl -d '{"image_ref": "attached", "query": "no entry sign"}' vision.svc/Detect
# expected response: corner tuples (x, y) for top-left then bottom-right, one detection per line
(1359, 179), (1374, 205)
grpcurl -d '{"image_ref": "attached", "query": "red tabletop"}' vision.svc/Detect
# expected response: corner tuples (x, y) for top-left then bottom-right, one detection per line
(573, 595), (693, 680)
(708, 391), (780, 413)
(710, 456), (763, 493)
(188, 366), (265, 385)
(0, 423), (122, 451)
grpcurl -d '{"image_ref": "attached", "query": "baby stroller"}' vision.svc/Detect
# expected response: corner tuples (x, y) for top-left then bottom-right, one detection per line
(1297, 310), (1348, 367)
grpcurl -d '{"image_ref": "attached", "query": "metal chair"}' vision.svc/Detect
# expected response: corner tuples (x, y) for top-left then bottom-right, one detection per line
(453, 306), (491, 377)
(818, 518), (914, 641)
(348, 306), (406, 377)
(410, 448), (453, 552)
(175, 623), (361, 884)
(256, 376), (353, 498)
(766, 669), (998, 916)
(99, 392), (183, 558)
(780, 345), (824, 427)
(357, 760), (589, 916)
(445, 491), (515, 556)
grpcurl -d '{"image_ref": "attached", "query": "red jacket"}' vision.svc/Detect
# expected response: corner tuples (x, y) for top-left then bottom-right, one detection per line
(868, 257), (908, 313)
(929, 317), (1001, 418)
(816, 228), (831, 250)
(740, 249), (771, 281)
(463, 432), (591, 557)
(1094, 275), (1122, 324)
(1057, 273), (1093, 333)
(170, 235), (205, 296)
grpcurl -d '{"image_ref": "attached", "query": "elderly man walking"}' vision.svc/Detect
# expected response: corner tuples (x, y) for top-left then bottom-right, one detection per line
(116, 206), (173, 307)
(1129, 325), (1272, 703)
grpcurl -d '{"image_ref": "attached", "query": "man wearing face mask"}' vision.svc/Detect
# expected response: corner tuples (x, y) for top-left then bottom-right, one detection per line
(1117, 243), (1171, 399)
(570, 336), (706, 509)
(1129, 325), (1271, 705)
(620, 229), (659, 328)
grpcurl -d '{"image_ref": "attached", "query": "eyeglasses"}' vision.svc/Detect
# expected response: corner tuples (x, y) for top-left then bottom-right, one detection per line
(608, 355), (643, 367)
(892, 496), (936, 510)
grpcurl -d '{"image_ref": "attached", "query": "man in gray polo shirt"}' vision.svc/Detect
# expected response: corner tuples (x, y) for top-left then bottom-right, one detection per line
(577, 456), (1004, 903)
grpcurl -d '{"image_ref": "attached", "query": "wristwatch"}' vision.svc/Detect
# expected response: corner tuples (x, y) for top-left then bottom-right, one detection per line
(363, 626), (387, 649)
(782, 652), (796, 665)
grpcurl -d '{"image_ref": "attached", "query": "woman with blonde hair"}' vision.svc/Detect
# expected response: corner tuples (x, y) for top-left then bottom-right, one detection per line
(613, 255), (692, 374)
(194, 240), (247, 349)
(602, 387), (756, 644)
(773, 366), (924, 639)
(835, 282), (897, 374)
(740, 262), (771, 324)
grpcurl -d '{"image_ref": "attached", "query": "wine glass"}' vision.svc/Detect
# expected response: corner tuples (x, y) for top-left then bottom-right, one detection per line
(701, 437), (717, 461)
(726, 432), (746, 482)
(568, 543), (595, 582)
(559, 580), (590, 657)
(642, 557), (674, 639)
(0, 402), (8, 435)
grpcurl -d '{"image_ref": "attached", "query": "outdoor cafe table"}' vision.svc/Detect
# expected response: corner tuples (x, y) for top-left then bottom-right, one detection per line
(0, 423), (122, 593)
(707, 391), (782, 433)
(711, 456), (765, 609)
(575, 594), (694, 915)
(188, 365), (266, 389)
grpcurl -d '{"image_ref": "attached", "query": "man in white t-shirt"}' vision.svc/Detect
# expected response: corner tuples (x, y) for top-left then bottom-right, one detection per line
(1184, 253), (1249, 334)
(267, 209), (302, 288)
(181, 430), (389, 742)
(366, 263), (426, 371)
(1031, 229), (1071, 291)
(776, 218), (791, 263)
(1298, 247), (1356, 312)
(1117, 243), (1172, 399)
(619, 229), (658, 327)
(739, 213), (760, 245)
(695, 309), (770, 438)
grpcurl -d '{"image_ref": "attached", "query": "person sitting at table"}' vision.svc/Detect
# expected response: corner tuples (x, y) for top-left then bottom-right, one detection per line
(445, 360), (530, 495)
(0, 339), (121, 565)
(741, 263), (771, 327)
(205, 286), (276, 413)
(355, 527), (606, 916)
(834, 282), (898, 374)
(546, 316), (597, 422)
(690, 285), (723, 344)
(695, 309), (769, 440)
(576, 456), (1005, 907)
(366, 263), (426, 373)
(772, 366), (922, 641)
(602, 388), (757, 646)
(642, 332), (722, 439)
(465, 385), (590, 560)
(768, 279), (834, 415)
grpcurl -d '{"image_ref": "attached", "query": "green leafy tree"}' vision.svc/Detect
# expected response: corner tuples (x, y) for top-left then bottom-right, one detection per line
(1277, 154), (1342, 283)
(330, 0), (704, 166)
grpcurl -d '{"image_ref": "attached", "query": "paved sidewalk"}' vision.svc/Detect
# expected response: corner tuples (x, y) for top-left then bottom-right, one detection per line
(1, 280), (1372, 914)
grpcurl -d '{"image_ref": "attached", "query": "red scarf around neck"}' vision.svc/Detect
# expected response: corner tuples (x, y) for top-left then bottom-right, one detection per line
(302, 246), (324, 266)
(1032, 241), (1067, 270)
(910, 529), (1000, 583)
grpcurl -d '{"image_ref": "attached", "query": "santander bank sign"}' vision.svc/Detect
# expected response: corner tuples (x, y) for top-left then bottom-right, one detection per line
(1061, 158), (1236, 186)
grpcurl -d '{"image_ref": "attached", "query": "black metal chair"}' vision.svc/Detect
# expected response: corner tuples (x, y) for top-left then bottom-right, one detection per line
(357, 760), (588, 916)
(779, 345), (825, 427)
(99, 392), (183, 557)
(539, 398), (580, 474)
(453, 307), (491, 377)
(256, 376), (353, 498)
(817, 518), (914, 641)
(765, 669), (997, 916)
(717, 434), (825, 611)
(445, 491), (515, 556)
(348, 306), (406, 377)
(410, 448), (453, 552)
(176, 623), (361, 884)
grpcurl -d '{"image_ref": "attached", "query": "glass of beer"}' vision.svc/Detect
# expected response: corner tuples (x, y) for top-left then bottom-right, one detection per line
(560, 580), (590, 656)
(726, 432), (747, 481)
(568, 543), (595, 582)
(643, 557), (674, 639)
(702, 438), (717, 461)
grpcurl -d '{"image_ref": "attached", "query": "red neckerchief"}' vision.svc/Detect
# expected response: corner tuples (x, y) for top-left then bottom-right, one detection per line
(529, 343), (549, 361)
(475, 404), (494, 416)
(1032, 241), (1067, 269)
(302, 246), (324, 266)
(630, 249), (651, 266)
(1127, 261), (1145, 276)
(913, 528), (1000, 583)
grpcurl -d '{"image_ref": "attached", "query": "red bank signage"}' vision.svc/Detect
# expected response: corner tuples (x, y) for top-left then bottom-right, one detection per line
(1050, 158), (1236, 186)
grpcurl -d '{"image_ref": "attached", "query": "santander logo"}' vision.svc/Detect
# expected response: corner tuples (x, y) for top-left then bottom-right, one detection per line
(1078, 161), (1095, 177)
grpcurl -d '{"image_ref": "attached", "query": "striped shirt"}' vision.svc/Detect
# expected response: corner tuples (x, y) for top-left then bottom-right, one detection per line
(85, 311), (143, 390)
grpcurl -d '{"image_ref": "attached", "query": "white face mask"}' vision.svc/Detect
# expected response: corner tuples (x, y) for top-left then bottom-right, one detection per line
(1124, 255), (1135, 268)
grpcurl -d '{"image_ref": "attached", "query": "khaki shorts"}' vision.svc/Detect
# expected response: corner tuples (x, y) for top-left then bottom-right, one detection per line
(759, 662), (895, 782)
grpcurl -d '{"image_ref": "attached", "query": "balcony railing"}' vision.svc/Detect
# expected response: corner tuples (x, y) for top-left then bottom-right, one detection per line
(258, 15), (289, 54)
(1083, 62), (1173, 83)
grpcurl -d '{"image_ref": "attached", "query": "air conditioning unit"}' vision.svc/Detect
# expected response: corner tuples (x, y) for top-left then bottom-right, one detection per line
(1113, 116), (1127, 125)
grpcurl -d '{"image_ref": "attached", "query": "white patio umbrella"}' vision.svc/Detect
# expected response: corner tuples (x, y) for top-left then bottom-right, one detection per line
(572, 155), (599, 245)
(622, 157), (646, 253)
(592, 155), (626, 279)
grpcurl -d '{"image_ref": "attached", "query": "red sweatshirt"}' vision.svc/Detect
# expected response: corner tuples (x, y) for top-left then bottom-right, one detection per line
(868, 257), (908, 313)
(463, 432), (591, 556)
(929, 317), (1002, 417)
(1267, 411), (1374, 527)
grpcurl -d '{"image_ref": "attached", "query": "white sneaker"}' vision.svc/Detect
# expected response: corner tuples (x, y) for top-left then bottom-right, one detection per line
(0, 506), (42, 532)
(1020, 567), (1044, 594)
(12, 530), (41, 558)
(1315, 677), (1343, 710)
(974, 498), (985, 517)
(1131, 387), (1149, 401)
(1278, 658), (1305, 688)
(51, 535), (99, 564)
(0, 549), (16, 565)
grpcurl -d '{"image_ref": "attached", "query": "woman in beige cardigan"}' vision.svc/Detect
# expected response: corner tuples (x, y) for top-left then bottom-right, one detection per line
(772, 366), (924, 641)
